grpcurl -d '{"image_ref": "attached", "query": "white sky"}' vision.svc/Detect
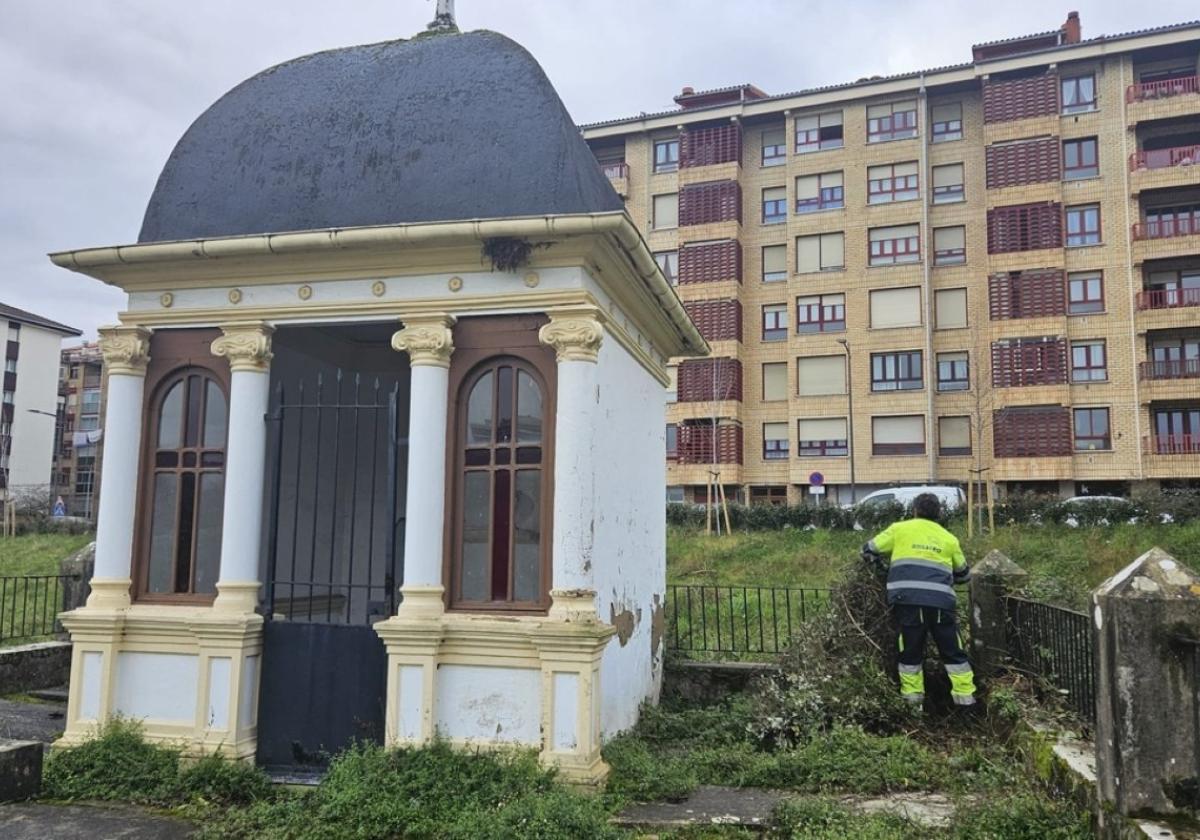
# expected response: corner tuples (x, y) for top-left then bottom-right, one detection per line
(1, 0), (1196, 340)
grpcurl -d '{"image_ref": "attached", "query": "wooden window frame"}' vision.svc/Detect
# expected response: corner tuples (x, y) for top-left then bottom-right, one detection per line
(1061, 74), (1097, 114)
(795, 111), (844, 153)
(1070, 340), (1108, 382)
(762, 304), (788, 342)
(654, 138), (680, 173)
(1068, 272), (1105, 314)
(444, 316), (556, 615)
(931, 104), (963, 143)
(1063, 137), (1099, 180)
(1073, 407), (1111, 451)
(936, 352), (970, 392)
(762, 129), (787, 166)
(867, 102), (918, 143)
(795, 172), (844, 214)
(869, 227), (921, 266)
(868, 163), (919, 204)
(133, 329), (229, 605)
(762, 423), (790, 460)
(796, 294), (846, 334)
(871, 350), (924, 392)
(762, 187), (788, 224)
(1066, 204), (1101, 247)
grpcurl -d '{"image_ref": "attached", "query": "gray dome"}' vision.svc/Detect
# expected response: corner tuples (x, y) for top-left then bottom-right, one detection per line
(138, 30), (621, 243)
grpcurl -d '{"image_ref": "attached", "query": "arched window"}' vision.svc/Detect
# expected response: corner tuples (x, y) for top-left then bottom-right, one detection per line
(452, 357), (550, 610)
(138, 368), (228, 599)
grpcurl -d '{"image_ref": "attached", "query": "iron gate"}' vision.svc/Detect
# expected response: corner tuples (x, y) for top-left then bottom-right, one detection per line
(256, 371), (405, 770)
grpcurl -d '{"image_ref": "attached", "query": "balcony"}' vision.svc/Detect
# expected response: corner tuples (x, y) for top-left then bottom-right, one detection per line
(674, 421), (743, 466)
(1127, 75), (1199, 104)
(1130, 145), (1200, 171)
(1133, 215), (1198, 241)
(1143, 434), (1200, 455)
(1137, 288), (1200, 311)
(600, 161), (628, 197)
(1139, 359), (1200, 380)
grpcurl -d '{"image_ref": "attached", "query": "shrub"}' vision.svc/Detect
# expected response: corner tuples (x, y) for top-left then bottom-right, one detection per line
(603, 735), (698, 802)
(772, 797), (920, 839)
(178, 753), (274, 806)
(948, 794), (1091, 839)
(42, 718), (182, 805)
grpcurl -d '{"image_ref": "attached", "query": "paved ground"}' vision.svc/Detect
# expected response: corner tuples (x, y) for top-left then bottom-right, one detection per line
(0, 803), (194, 839)
(0, 697), (66, 746)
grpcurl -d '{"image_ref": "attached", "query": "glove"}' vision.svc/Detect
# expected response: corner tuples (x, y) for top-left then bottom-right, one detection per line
(861, 543), (887, 574)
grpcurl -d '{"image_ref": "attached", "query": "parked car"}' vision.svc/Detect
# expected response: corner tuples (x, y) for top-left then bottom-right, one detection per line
(855, 485), (965, 511)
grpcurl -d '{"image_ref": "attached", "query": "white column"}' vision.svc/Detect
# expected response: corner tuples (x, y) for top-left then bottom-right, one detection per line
(539, 311), (604, 619)
(88, 326), (151, 609)
(390, 314), (456, 616)
(210, 323), (274, 612)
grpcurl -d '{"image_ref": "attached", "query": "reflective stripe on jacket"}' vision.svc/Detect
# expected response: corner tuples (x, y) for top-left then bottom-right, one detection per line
(867, 518), (969, 611)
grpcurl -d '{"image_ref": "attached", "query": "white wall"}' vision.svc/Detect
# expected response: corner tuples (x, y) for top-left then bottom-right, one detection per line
(4, 322), (68, 492)
(591, 331), (667, 738)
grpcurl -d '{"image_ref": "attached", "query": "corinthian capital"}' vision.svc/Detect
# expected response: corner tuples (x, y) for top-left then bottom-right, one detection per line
(98, 325), (152, 376)
(211, 322), (274, 373)
(538, 313), (604, 363)
(392, 313), (456, 368)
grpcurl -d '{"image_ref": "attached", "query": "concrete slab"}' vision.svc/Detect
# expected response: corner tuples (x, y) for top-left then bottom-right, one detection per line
(614, 785), (786, 829)
(0, 803), (194, 839)
(0, 698), (66, 746)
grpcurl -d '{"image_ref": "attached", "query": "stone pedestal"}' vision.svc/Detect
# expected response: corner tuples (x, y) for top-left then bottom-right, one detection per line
(968, 549), (1028, 677)
(1093, 547), (1200, 817)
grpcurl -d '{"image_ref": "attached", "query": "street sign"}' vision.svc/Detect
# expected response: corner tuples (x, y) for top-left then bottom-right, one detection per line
(809, 485), (826, 495)
(808, 471), (824, 487)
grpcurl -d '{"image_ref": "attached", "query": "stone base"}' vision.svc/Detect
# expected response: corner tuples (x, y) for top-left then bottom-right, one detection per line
(58, 604), (262, 760)
(0, 740), (43, 802)
(375, 598), (615, 785)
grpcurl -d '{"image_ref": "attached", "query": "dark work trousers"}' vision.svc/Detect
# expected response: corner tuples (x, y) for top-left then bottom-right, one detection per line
(894, 604), (975, 702)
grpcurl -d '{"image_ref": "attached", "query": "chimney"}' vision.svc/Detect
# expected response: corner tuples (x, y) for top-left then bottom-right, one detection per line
(681, 86), (695, 96)
(1062, 11), (1081, 45)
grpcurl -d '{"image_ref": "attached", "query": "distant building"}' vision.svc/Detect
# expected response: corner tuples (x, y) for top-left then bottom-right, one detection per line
(1, 303), (82, 520)
(53, 342), (105, 519)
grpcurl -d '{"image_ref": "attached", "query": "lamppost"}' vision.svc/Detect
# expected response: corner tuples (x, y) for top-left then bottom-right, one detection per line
(836, 338), (857, 505)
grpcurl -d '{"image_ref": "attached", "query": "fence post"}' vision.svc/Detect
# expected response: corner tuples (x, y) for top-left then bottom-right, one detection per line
(58, 541), (95, 618)
(1094, 547), (1200, 818)
(968, 549), (1027, 677)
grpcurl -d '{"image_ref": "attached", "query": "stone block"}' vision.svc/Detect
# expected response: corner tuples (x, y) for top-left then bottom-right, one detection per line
(1094, 547), (1200, 818)
(968, 549), (1028, 677)
(0, 739), (43, 802)
(0, 642), (73, 695)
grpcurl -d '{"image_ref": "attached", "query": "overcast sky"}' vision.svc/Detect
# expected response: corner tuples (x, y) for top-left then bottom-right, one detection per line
(2, 1), (1196, 341)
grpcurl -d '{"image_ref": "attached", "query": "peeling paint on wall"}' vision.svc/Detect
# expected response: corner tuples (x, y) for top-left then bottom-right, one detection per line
(609, 601), (641, 646)
(650, 593), (665, 665)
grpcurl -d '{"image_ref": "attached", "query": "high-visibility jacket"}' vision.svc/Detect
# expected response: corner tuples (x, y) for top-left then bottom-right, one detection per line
(867, 517), (969, 611)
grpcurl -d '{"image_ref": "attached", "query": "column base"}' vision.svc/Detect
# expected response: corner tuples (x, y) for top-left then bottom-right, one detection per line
(546, 753), (611, 787)
(213, 581), (261, 613)
(84, 578), (132, 610)
(396, 585), (446, 619)
(548, 588), (598, 622)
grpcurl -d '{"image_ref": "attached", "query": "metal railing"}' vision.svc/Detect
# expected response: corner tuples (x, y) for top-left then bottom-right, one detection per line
(1005, 596), (1095, 724)
(1126, 74), (1199, 103)
(1139, 359), (1200, 381)
(1144, 434), (1200, 456)
(1129, 144), (1200, 171)
(666, 584), (830, 656)
(600, 161), (629, 179)
(1136, 287), (1200, 311)
(1132, 216), (1199, 240)
(0, 574), (70, 646)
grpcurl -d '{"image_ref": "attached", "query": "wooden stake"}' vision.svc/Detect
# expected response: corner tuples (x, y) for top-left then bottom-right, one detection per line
(718, 480), (732, 536)
(706, 476), (713, 535)
(966, 478), (974, 539)
(987, 479), (996, 533)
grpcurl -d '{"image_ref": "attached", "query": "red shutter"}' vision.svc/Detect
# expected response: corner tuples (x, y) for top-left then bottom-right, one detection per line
(679, 181), (742, 226)
(985, 137), (1061, 188)
(676, 421), (744, 465)
(677, 358), (743, 403)
(678, 239), (742, 284)
(991, 337), (1068, 387)
(988, 269), (1066, 320)
(993, 406), (1072, 457)
(680, 123), (743, 168)
(683, 299), (743, 343)
(983, 74), (1059, 123)
(987, 202), (1063, 253)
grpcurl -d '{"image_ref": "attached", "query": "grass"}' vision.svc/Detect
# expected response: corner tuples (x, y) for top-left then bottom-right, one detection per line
(0, 532), (93, 576)
(668, 521), (1200, 609)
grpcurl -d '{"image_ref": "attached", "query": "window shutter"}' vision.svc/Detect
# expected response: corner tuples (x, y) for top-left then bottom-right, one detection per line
(763, 363), (788, 401)
(932, 103), (961, 123)
(797, 355), (846, 396)
(935, 288), (969, 329)
(825, 171), (843, 188)
(869, 287), (922, 328)
(763, 422), (788, 441)
(895, 161), (920, 177)
(933, 163), (963, 187)
(821, 233), (845, 269)
(935, 226), (966, 251)
(795, 175), (818, 200)
(798, 417), (847, 441)
(762, 128), (786, 147)
(939, 416), (971, 449)
(763, 245), (787, 274)
(653, 194), (678, 229)
(873, 415), (925, 445)
(983, 74), (1059, 123)
(796, 236), (820, 272)
(764, 186), (786, 202)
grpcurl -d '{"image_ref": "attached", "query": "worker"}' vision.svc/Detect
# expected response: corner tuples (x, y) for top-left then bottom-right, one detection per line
(862, 493), (976, 708)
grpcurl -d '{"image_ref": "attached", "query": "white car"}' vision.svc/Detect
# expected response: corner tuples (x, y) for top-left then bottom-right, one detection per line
(855, 485), (965, 511)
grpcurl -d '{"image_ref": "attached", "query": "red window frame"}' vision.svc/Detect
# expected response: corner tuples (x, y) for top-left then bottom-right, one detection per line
(868, 164), (919, 204)
(762, 304), (788, 341)
(869, 230), (921, 265)
(871, 351), (924, 392)
(795, 173), (844, 213)
(1066, 205), (1101, 247)
(933, 227), (966, 265)
(795, 112), (844, 153)
(867, 106), (918, 143)
(763, 425), (790, 460)
(936, 353), (970, 391)
(1073, 407), (1111, 451)
(796, 294), (845, 333)
(1070, 341), (1107, 382)
(1061, 75), (1097, 114)
(797, 434), (848, 457)
(1068, 272), (1104, 314)
(762, 130), (787, 166)
(763, 190), (788, 224)
(1154, 409), (1200, 453)
(654, 139), (680, 173)
(1144, 205), (1200, 239)
(931, 113), (963, 143)
(1063, 138), (1098, 180)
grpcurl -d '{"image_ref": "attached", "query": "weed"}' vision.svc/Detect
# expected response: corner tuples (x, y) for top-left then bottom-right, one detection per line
(948, 794), (1092, 839)
(603, 735), (698, 802)
(771, 797), (920, 839)
(42, 718), (182, 805)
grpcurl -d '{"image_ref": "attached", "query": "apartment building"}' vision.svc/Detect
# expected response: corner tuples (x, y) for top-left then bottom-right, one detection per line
(583, 13), (1200, 505)
(0, 303), (82, 512)
(51, 342), (105, 519)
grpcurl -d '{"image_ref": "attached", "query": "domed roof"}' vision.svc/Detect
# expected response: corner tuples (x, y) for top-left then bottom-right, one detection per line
(138, 30), (621, 243)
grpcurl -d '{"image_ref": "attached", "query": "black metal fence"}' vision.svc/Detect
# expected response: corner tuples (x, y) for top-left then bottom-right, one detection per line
(666, 584), (831, 657)
(1004, 595), (1096, 723)
(0, 574), (70, 646)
